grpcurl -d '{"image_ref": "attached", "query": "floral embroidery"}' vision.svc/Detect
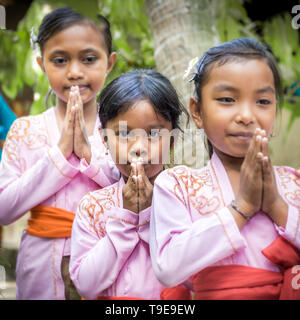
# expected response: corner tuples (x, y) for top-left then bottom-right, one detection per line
(168, 166), (220, 215)
(3, 116), (48, 165)
(276, 166), (300, 209)
(78, 183), (120, 238)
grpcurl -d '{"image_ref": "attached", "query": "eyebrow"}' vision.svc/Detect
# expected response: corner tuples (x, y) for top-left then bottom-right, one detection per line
(49, 48), (99, 56)
(212, 84), (275, 94)
(112, 124), (167, 130)
(212, 84), (238, 93)
(256, 86), (275, 94)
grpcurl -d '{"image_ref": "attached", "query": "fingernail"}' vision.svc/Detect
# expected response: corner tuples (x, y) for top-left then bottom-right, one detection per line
(261, 130), (266, 136)
(263, 156), (268, 162)
(256, 135), (261, 141)
(137, 174), (142, 179)
(262, 137), (268, 143)
(257, 152), (263, 157)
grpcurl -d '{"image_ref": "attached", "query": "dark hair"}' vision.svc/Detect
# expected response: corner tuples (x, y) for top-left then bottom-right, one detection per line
(36, 6), (112, 55)
(98, 70), (188, 131)
(191, 37), (283, 156)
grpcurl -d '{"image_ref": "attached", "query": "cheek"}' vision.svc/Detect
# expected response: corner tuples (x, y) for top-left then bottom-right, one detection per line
(116, 164), (131, 177)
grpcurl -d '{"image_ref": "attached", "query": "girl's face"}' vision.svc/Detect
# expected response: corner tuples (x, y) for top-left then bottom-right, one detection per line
(104, 100), (173, 181)
(37, 23), (116, 108)
(190, 58), (277, 159)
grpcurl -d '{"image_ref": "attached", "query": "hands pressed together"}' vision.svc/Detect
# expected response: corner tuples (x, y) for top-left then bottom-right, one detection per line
(234, 128), (288, 227)
(122, 158), (154, 214)
(58, 86), (92, 163)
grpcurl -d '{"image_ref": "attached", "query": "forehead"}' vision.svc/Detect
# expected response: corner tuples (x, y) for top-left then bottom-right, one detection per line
(107, 100), (172, 130)
(42, 23), (106, 54)
(204, 59), (276, 91)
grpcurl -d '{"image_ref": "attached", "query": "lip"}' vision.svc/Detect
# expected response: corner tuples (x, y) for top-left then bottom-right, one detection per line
(64, 85), (90, 92)
(229, 132), (253, 138)
(228, 132), (253, 141)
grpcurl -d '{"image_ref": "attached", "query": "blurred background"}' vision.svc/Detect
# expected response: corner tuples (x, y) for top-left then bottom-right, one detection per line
(0, 0), (300, 299)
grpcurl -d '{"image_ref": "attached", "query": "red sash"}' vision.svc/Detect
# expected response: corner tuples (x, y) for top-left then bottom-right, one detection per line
(193, 237), (300, 300)
(95, 286), (191, 300)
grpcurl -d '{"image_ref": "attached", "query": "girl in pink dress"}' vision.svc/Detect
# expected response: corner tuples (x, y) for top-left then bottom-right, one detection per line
(0, 7), (119, 299)
(150, 38), (300, 299)
(69, 70), (190, 300)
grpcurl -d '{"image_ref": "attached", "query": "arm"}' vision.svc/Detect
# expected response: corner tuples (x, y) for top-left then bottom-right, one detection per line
(273, 167), (300, 248)
(0, 119), (79, 225)
(149, 170), (246, 288)
(69, 193), (140, 300)
(80, 146), (120, 187)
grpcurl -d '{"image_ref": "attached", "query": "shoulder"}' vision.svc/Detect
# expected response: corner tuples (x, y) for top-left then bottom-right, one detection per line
(274, 165), (300, 189)
(77, 181), (121, 218)
(77, 181), (121, 237)
(6, 113), (46, 140)
(155, 165), (210, 188)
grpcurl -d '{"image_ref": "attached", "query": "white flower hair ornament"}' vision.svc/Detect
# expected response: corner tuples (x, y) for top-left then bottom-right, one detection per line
(30, 27), (38, 50)
(183, 57), (199, 80)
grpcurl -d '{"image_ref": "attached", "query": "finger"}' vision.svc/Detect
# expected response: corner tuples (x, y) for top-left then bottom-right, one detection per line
(261, 136), (270, 159)
(125, 165), (137, 194)
(261, 137), (273, 177)
(76, 86), (83, 111)
(67, 88), (75, 114)
(244, 128), (260, 166)
(129, 161), (138, 186)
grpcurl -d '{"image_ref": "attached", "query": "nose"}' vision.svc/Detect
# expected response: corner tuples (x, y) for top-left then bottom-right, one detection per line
(67, 60), (84, 80)
(235, 102), (255, 126)
(129, 135), (148, 161)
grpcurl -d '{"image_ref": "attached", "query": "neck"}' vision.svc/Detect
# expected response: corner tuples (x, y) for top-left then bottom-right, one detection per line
(213, 148), (244, 173)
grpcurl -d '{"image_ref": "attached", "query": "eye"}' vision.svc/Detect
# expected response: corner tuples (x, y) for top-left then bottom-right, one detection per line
(257, 99), (272, 105)
(216, 97), (235, 103)
(149, 130), (161, 139)
(118, 130), (129, 139)
(83, 56), (98, 64)
(52, 57), (67, 65)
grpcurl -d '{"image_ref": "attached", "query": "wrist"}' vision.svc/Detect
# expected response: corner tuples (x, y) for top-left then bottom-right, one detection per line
(267, 197), (288, 222)
(233, 198), (257, 218)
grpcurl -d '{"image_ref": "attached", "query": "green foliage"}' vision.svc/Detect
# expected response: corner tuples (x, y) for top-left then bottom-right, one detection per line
(263, 13), (300, 134)
(0, 251), (11, 269)
(216, 0), (257, 41)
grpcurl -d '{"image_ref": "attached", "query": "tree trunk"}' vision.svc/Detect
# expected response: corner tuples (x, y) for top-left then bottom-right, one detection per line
(145, 0), (220, 167)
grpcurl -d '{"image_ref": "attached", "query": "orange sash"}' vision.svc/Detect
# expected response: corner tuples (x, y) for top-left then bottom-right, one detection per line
(193, 237), (300, 300)
(26, 205), (75, 238)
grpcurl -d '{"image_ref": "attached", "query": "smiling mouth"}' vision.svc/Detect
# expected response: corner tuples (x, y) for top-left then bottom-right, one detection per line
(229, 132), (253, 140)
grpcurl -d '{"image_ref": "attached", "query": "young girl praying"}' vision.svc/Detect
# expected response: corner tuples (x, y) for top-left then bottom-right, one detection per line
(150, 38), (300, 300)
(69, 70), (190, 300)
(0, 7), (119, 299)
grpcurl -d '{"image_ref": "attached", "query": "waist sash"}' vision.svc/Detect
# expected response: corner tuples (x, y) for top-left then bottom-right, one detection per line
(26, 205), (75, 238)
(193, 237), (300, 300)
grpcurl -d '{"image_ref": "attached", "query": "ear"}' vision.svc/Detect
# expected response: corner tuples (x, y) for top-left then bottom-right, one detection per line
(36, 56), (45, 73)
(98, 126), (109, 149)
(106, 51), (117, 75)
(189, 97), (203, 129)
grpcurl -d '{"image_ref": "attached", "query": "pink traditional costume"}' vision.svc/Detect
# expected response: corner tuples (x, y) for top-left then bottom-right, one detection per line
(70, 177), (165, 300)
(150, 152), (300, 299)
(0, 107), (120, 299)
